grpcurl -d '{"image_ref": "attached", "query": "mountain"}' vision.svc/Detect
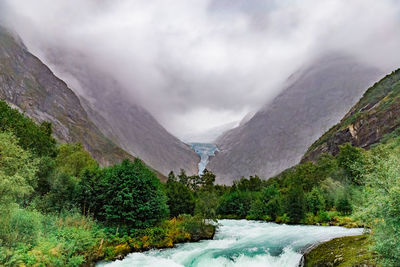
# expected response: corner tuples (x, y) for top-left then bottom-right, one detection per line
(0, 26), (199, 176)
(42, 54), (199, 176)
(208, 53), (383, 184)
(0, 26), (134, 166)
(303, 69), (400, 162)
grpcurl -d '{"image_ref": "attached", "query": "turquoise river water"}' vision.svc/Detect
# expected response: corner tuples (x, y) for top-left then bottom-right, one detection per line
(98, 219), (363, 267)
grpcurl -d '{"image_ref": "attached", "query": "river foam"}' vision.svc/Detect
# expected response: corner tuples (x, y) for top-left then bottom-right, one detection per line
(98, 219), (363, 267)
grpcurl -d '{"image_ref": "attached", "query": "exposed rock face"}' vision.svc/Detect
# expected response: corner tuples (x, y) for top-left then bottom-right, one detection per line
(44, 58), (199, 176)
(0, 26), (133, 166)
(209, 54), (383, 184)
(303, 69), (400, 162)
(0, 26), (199, 175)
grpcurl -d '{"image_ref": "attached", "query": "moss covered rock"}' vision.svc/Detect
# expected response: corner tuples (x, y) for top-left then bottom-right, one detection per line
(304, 235), (379, 267)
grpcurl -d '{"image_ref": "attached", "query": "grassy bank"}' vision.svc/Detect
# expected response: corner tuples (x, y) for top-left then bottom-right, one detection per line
(304, 235), (379, 267)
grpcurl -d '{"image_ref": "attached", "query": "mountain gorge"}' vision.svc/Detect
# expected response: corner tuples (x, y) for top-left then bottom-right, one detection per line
(208, 54), (383, 184)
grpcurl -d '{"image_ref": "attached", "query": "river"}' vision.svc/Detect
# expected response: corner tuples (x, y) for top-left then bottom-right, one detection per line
(98, 219), (363, 267)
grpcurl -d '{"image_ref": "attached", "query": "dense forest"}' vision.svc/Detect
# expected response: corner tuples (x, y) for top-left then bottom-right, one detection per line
(2, 66), (400, 267)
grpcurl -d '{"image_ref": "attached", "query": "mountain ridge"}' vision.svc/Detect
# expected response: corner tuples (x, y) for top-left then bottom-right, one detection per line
(303, 68), (400, 162)
(209, 53), (383, 184)
(0, 26), (133, 166)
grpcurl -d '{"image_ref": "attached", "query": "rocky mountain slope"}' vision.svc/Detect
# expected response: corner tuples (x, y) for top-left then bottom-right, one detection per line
(0, 26), (132, 166)
(209, 54), (383, 184)
(45, 63), (200, 176)
(303, 68), (400, 162)
(0, 26), (199, 175)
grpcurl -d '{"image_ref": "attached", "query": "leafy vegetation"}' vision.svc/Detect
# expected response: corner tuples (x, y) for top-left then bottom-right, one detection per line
(3, 68), (400, 267)
(0, 102), (215, 266)
(0, 101), (56, 157)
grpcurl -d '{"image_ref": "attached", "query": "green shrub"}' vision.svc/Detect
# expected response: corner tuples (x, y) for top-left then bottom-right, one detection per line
(276, 214), (290, 224)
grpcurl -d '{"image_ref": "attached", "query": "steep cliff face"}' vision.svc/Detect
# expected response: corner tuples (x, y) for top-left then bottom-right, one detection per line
(209, 54), (383, 184)
(0, 27), (132, 166)
(303, 69), (400, 162)
(42, 55), (199, 176)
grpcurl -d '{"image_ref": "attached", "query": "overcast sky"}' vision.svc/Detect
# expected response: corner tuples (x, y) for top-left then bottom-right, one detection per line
(2, 0), (400, 142)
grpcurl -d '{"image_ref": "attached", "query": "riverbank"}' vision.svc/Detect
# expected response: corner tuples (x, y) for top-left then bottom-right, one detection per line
(303, 235), (379, 266)
(91, 216), (216, 266)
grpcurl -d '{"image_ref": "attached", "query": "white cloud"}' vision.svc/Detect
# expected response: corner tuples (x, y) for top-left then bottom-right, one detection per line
(2, 0), (400, 141)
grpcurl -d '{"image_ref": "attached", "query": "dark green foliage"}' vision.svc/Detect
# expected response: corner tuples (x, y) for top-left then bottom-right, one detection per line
(217, 190), (254, 218)
(100, 159), (169, 228)
(233, 176), (264, 192)
(247, 200), (265, 220)
(34, 156), (56, 196)
(306, 187), (325, 215)
(292, 162), (318, 191)
(200, 169), (216, 192)
(37, 172), (79, 213)
(76, 167), (104, 217)
(0, 101), (56, 157)
(286, 185), (306, 223)
(177, 169), (189, 186)
(265, 198), (281, 221)
(195, 191), (218, 220)
(165, 179), (195, 217)
(249, 185), (281, 220)
(337, 143), (365, 185)
(336, 193), (352, 215)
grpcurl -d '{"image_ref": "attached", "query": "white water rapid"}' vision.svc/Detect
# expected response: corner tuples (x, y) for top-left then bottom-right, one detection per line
(98, 219), (363, 267)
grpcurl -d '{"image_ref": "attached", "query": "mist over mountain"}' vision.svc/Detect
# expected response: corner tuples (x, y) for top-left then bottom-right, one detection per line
(208, 54), (383, 184)
(1, 0), (400, 183)
(53, 63), (200, 176)
(0, 26), (131, 166)
(2, 0), (400, 142)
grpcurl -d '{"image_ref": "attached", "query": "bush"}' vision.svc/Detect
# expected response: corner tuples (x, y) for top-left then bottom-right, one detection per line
(276, 214), (290, 224)
(318, 211), (331, 223)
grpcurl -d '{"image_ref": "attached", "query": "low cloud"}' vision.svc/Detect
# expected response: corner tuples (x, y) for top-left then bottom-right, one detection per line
(2, 0), (400, 141)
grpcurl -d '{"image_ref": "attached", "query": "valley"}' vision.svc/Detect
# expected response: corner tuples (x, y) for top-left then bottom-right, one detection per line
(1, 1), (400, 266)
